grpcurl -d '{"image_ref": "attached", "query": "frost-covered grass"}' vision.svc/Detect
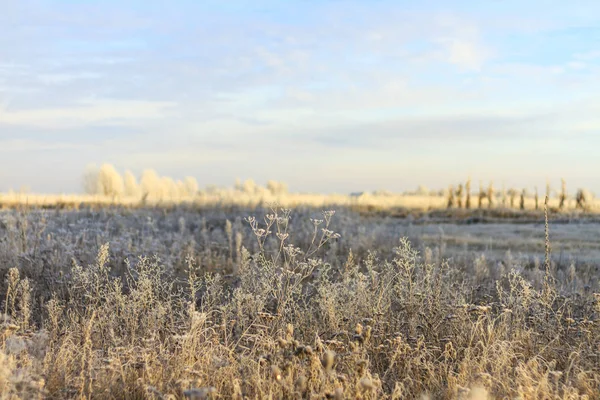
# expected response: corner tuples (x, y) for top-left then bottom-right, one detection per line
(0, 205), (599, 399)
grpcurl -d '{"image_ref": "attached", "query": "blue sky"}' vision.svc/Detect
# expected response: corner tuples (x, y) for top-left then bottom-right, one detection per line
(1, 0), (599, 194)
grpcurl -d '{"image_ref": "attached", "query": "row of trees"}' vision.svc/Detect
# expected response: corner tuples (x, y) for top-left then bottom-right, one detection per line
(83, 164), (200, 200)
(233, 178), (288, 196)
(82, 164), (290, 200)
(446, 179), (592, 211)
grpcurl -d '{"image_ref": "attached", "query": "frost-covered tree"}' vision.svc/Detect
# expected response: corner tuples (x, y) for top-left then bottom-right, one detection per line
(82, 165), (199, 201)
(242, 179), (257, 194)
(267, 180), (288, 196)
(234, 178), (243, 192)
(162, 177), (178, 199)
(176, 180), (187, 198)
(124, 170), (140, 198)
(140, 169), (162, 199)
(183, 176), (199, 196)
(97, 164), (124, 198)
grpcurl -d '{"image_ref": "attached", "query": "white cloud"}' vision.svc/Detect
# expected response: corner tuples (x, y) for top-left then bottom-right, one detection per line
(573, 50), (600, 61)
(489, 63), (565, 79)
(37, 72), (103, 85)
(442, 38), (490, 71)
(0, 138), (88, 153)
(0, 99), (177, 128)
(566, 61), (587, 70)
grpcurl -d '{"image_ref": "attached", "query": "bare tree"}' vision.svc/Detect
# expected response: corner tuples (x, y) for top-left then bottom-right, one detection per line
(456, 184), (463, 208)
(559, 179), (567, 209)
(508, 189), (517, 208)
(576, 189), (590, 211)
(465, 179), (471, 209)
(447, 185), (455, 208)
(478, 181), (485, 209)
(487, 182), (495, 209)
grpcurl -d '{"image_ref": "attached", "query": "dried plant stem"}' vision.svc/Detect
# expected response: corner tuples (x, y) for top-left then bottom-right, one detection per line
(544, 196), (551, 274)
(543, 195), (555, 295)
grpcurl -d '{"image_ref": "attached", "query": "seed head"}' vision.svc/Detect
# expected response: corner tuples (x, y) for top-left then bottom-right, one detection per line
(295, 375), (307, 393)
(364, 326), (372, 342)
(322, 350), (335, 373)
(271, 365), (282, 382)
(355, 323), (363, 335)
(286, 324), (294, 339)
(360, 377), (374, 391)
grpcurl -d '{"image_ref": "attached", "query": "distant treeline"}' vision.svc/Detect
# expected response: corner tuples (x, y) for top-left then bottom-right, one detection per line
(82, 164), (288, 201)
(445, 179), (593, 211)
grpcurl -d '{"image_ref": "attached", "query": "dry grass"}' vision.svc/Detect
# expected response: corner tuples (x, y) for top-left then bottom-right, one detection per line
(1, 190), (599, 215)
(0, 205), (599, 399)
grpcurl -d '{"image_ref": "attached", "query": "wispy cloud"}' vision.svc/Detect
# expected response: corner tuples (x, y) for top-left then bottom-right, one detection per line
(439, 38), (491, 71)
(0, 99), (176, 128)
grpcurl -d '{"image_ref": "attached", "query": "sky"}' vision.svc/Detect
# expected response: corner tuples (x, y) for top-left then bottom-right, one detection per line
(1, 0), (600, 194)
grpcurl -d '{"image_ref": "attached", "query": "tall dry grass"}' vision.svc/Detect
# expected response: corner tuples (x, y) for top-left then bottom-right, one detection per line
(0, 205), (599, 399)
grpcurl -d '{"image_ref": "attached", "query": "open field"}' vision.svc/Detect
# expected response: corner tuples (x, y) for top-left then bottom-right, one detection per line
(5, 0), (600, 398)
(1, 191), (599, 213)
(0, 203), (599, 399)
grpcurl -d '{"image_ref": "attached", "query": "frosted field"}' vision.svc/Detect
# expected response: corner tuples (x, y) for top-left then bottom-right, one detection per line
(1, 206), (598, 286)
(409, 221), (600, 264)
(1, 204), (600, 398)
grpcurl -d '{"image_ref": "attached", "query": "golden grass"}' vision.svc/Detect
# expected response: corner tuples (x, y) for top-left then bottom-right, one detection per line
(1, 191), (599, 214)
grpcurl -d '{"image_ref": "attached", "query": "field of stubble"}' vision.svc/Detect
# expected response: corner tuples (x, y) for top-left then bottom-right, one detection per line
(1, 205), (599, 399)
